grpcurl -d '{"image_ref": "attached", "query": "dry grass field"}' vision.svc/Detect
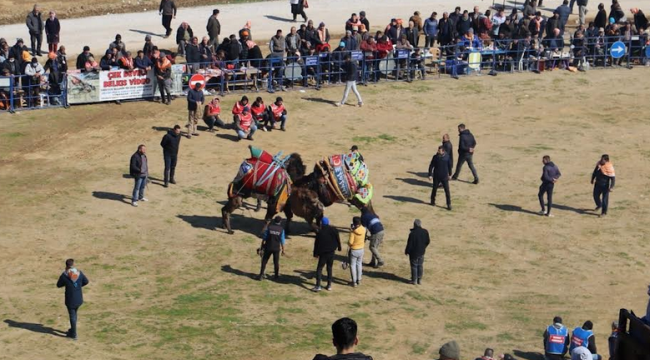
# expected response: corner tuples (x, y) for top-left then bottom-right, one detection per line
(1, 69), (649, 360)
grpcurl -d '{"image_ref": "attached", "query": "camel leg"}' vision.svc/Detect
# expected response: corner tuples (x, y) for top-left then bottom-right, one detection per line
(263, 197), (278, 236)
(254, 198), (262, 212)
(283, 203), (294, 235)
(221, 196), (242, 234)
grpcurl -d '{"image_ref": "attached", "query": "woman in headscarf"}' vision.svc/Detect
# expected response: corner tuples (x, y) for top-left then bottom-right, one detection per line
(45, 11), (61, 53)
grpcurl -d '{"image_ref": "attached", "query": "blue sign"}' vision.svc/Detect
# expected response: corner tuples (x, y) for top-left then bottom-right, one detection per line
(351, 51), (363, 61)
(305, 56), (318, 66)
(610, 41), (626, 59)
(646, 46), (650, 58)
(319, 52), (328, 58)
(396, 49), (410, 59)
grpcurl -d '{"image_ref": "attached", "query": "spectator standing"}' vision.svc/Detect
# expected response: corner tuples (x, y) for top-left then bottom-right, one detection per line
(335, 55), (363, 107)
(439, 341), (461, 360)
(44, 52), (64, 104)
(556, 0), (571, 34)
(159, 0), (177, 38)
(286, 26), (302, 57)
(359, 11), (370, 32)
(26, 4), (44, 57)
(311, 217), (341, 292)
(578, 0), (589, 26)
(405, 21), (419, 48)
(186, 83), (204, 139)
(347, 216), (366, 287)
(312, 318), (373, 360)
(360, 205), (384, 268)
(570, 321), (600, 360)
(290, 0), (308, 23)
(129, 144), (148, 207)
(143, 35), (155, 58)
(404, 219), (430, 285)
(154, 52), (172, 105)
(538, 155), (561, 217)
(269, 29), (286, 58)
(428, 145), (453, 210)
(451, 123), (479, 184)
(608, 321), (619, 360)
(595, 3), (608, 29)
(609, 0), (625, 23)
(206, 9), (221, 52)
(315, 22), (331, 52)
(591, 154), (615, 217)
(544, 316), (570, 360)
(256, 216), (285, 281)
(438, 12), (455, 48)
(185, 37), (201, 73)
(442, 133), (454, 168)
(424, 12), (439, 48)
(44, 11), (60, 54)
(56, 259), (89, 340)
(160, 125), (181, 187)
(176, 22), (193, 57)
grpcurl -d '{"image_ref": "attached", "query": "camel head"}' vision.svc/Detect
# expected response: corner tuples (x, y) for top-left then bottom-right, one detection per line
(286, 153), (306, 182)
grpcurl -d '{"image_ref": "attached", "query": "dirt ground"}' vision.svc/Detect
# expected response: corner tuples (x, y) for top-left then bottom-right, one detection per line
(0, 0), (269, 25)
(1, 68), (649, 360)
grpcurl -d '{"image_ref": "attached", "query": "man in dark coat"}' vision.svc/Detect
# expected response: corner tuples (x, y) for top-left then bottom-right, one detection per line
(405, 219), (430, 285)
(442, 133), (454, 169)
(159, 0), (177, 38)
(451, 123), (479, 184)
(26, 4), (44, 56)
(56, 259), (89, 340)
(429, 145), (453, 210)
(290, 0), (308, 23)
(256, 216), (286, 280)
(591, 154), (615, 217)
(160, 125), (181, 187)
(312, 318), (374, 360)
(129, 144), (148, 207)
(538, 155), (561, 217)
(206, 9), (221, 51)
(311, 217), (341, 292)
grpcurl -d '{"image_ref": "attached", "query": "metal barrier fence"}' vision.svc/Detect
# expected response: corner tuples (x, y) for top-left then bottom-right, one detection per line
(181, 35), (648, 95)
(0, 73), (68, 113)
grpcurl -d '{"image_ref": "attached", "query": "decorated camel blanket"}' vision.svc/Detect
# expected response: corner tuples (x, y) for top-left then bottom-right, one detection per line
(317, 151), (373, 205)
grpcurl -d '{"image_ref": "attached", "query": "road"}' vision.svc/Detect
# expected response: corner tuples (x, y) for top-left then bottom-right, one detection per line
(0, 0), (645, 58)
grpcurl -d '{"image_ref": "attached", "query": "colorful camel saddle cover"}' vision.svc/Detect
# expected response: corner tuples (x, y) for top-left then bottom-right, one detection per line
(317, 152), (373, 205)
(229, 146), (292, 211)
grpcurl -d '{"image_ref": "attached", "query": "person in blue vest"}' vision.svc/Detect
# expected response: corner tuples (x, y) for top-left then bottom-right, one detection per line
(56, 259), (89, 340)
(543, 316), (570, 360)
(255, 216), (285, 281)
(570, 321), (601, 360)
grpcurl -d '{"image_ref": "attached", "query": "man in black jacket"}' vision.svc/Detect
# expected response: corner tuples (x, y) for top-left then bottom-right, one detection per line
(313, 317), (373, 360)
(56, 259), (89, 340)
(129, 144), (148, 207)
(311, 217), (342, 292)
(591, 154), (615, 217)
(429, 145), (453, 210)
(26, 4), (44, 56)
(442, 133), (453, 169)
(405, 219), (430, 285)
(256, 216), (286, 281)
(160, 125), (181, 187)
(451, 123), (479, 184)
(159, 0), (177, 38)
(539, 155), (561, 217)
(336, 55), (363, 107)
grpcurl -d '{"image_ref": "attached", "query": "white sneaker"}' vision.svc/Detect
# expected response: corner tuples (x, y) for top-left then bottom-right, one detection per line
(139, 197), (149, 202)
(132, 202), (138, 207)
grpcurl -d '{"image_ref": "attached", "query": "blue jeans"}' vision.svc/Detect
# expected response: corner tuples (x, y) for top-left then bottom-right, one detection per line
(273, 115), (287, 129)
(132, 176), (147, 202)
(67, 306), (79, 337)
(237, 124), (257, 139)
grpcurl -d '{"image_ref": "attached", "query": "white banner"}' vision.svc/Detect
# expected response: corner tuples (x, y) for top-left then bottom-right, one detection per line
(98, 69), (156, 101)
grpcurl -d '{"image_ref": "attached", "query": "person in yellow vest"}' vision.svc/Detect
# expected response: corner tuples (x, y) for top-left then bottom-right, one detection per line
(347, 216), (366, 287)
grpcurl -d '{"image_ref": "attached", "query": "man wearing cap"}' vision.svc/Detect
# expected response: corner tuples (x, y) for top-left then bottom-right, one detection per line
(155, 51), (172, 105)
(56, 259), (89, 340)
(570, 321), (601, 360)
(186, 82), (204, 139)
(26, 4), (44, 57)
(544, 316), (570, 360)
(428, 145), (453, 210)
(313, 317), (373, 360)
(404, 219), (430, 285)
(256, 216), (285, 281)
(159, 0), (177, 38)
(438, 340), (460, 360)
(311, 217), (341, 292)
(206, 9), (221, 52)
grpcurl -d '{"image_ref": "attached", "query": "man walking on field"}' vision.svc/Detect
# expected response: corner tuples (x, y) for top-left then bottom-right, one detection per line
(336, 55), (363, 107)
(539, 155), (561, 217)
(451, 123), (479, 184)
(591, 154), (615, 217)
(56, 259), (89, 340)
(159, 0), (177, 38)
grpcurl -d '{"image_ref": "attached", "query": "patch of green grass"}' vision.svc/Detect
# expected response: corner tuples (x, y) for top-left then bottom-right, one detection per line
(445, 320), (488, 332)
(1, 132), (25, 138)
(411, 342), (429, 355)
(377, 134), (396, 142)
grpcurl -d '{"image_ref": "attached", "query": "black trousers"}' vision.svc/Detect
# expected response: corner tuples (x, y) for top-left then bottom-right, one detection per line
(544, 354), (564, 360)
(260, 249), (280, 277)
(292, 10), (307, 21)
(162, 15), (173, 35)
(593, 184), (610, 214)
(315, 252), (334, 287)
(67, 306), (79, 337)
(409, 255), (424, 282)
(452, 152), (478, 180)
(431, 177), (451, 206)
(424, 35), (436, 48)
(163, 153), (177, 184)
(157, 77), (171, 103)
(538, 182), (554, 214)
(30, 32), (42, 55)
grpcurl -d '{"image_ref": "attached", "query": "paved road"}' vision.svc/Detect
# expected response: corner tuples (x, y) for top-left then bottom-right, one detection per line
(0, 0), (644, 59)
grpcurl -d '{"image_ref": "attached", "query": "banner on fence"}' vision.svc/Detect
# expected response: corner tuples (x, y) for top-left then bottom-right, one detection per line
(67, 66), (184, 105)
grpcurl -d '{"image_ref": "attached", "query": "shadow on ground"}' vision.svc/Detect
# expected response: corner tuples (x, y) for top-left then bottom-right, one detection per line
(4, 320), (67, 337)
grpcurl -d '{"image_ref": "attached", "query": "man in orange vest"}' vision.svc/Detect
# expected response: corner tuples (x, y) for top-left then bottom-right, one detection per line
(266, 96), (288, 131)
(235, 106), (257, 141)
(154, 52), (172, 105)
(119, 51), (135, 71)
